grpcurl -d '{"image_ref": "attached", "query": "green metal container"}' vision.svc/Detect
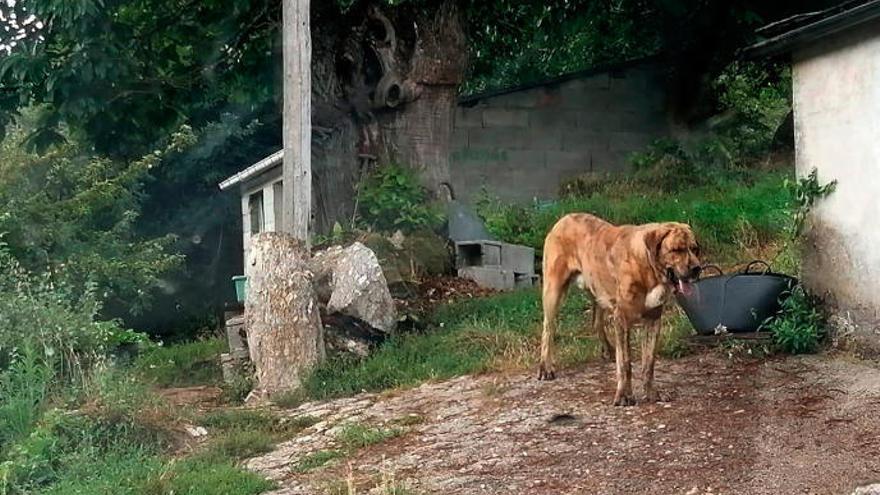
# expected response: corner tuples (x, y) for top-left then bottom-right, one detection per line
(232, 275), (248, 303)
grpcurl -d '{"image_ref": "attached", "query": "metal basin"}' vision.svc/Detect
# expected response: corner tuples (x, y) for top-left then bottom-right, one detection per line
(675, 261), (797, 335)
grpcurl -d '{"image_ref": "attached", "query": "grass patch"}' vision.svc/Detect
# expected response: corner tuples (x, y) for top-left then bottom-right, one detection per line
(660, 310), (695, 359)
(272, 388), (308, 409)
(335, 422), (402, 450)
(41, 451), (274, 495)
(201, 409), (278, 431)
(288, 414), (321, 430)
(203, 428), (276, 460)
(133, 338), (226, 387)
(293, 450), (345, 473)
(140, 457), (274, 495)
(300, 289), (595, 401)
(197, 408), (319, 463)
(478, 170), (792, 263)
(391, 414), (426, 427)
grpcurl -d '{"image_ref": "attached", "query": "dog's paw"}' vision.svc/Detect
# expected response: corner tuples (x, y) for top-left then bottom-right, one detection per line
(537, 364), (556, 381)
(613, 393), (636, 407)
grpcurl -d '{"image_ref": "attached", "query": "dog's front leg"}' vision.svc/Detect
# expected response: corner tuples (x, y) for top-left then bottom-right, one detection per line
(641, 318), (662, 402)
(612, 310), (635, 406)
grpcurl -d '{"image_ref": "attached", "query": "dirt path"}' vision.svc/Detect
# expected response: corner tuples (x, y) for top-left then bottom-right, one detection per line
(248, 352), (880, 494)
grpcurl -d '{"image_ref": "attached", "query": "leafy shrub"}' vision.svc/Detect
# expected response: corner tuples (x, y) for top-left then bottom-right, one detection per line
(713, 61), (792, 159)
(0, 247), (148, 460)
(357, 164), (443, 233)
(0, 118), (191, 315)
(0, 247), (117, 375)
(626, 62), (791, 192)
(764, 285), (825, 354)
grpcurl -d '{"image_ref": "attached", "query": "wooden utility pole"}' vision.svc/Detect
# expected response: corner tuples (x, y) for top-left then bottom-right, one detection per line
(282, 0), (311, 246)
(243, 0), (323, 401)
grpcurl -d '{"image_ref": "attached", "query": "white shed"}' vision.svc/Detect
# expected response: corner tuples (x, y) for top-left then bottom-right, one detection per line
(749, 0), (880, 355)
(219, 150), (285, 274)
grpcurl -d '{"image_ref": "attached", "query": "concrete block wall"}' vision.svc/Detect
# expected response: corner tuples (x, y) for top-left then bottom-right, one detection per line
(450, 61), (670, 203)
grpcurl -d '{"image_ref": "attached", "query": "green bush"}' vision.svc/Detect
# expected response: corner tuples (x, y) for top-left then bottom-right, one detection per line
(0, 118), (190, 315)
(357, 164), (443, 233)
(764, 285), (825, 354)
(713, 61), (792, 159)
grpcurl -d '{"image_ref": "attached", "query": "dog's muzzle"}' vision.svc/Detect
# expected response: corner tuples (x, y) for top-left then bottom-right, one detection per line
(667, 267), (700, 295)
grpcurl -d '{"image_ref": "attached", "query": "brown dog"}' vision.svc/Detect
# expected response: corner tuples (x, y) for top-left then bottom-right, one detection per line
(538, 213), (701, 406)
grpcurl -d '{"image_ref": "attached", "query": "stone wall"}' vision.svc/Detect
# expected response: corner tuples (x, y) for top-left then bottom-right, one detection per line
(450, 60), (670, 203)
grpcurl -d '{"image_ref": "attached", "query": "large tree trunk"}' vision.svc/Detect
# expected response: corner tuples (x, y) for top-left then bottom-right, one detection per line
(245, 233), (324, 398)
(374, 1), (467, 199)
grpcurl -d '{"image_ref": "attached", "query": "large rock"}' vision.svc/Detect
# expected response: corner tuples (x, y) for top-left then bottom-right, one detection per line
(311, 242), (397, 333)
(358, 231), (452, 300)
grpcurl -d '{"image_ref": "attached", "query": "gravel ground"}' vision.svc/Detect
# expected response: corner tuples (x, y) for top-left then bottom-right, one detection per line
(246, 352), (880, 495)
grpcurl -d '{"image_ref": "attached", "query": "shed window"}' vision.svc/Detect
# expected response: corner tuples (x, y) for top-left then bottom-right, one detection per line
(249, 191), (264, 234)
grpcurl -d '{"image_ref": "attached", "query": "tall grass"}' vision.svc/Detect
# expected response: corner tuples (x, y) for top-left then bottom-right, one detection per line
(478, 171), (792, 262)
(0, 247), (271, 495)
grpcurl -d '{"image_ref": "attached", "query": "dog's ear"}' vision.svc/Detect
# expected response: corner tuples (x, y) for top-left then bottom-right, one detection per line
(644, 225), (673, 261)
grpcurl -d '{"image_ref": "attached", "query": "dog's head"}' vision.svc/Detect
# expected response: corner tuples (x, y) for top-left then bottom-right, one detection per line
(645, 223), (702, 295)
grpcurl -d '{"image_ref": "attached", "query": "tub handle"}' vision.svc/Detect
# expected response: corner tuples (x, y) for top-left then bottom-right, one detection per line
(742, 260), (772, 275)
(699, 265), (723, 278)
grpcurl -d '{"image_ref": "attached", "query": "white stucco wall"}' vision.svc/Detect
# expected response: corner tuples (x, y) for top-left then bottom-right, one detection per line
(792, 23), (880, 327)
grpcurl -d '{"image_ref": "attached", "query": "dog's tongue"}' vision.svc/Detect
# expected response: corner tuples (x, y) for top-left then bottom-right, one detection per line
(677, 279), (693, 296)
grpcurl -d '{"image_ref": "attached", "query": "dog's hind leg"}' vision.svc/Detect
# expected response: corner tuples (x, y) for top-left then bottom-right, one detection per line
(538, 265), (568, 381)
(591, 302), (614, 361)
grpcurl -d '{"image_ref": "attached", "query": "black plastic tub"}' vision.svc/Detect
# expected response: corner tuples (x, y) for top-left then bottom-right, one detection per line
(675, 261), (797, 335)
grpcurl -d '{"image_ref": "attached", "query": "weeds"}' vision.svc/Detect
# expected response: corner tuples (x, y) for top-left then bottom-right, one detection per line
(764, 285), (825, 354)
(335, 423), (402, 450)
(133, 338), (226, 387)
(660, 310), (694, 359)
(786, 168), (837, 238)
(197, 408), (317, 463)
(293, 450), (345, 473)
(356, 164), (444, 233)
(202, 429), (276, 461)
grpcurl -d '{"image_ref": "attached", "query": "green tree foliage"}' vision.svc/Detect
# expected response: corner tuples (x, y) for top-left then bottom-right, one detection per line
(0, 114), (191, 314)
(461, 0), (660, 95)
(0, 0), (279, 156)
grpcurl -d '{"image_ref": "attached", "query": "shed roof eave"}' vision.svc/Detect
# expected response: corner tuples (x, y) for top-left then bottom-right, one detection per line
(745, 0), (880, 58)
(218, 149), (284, 191)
